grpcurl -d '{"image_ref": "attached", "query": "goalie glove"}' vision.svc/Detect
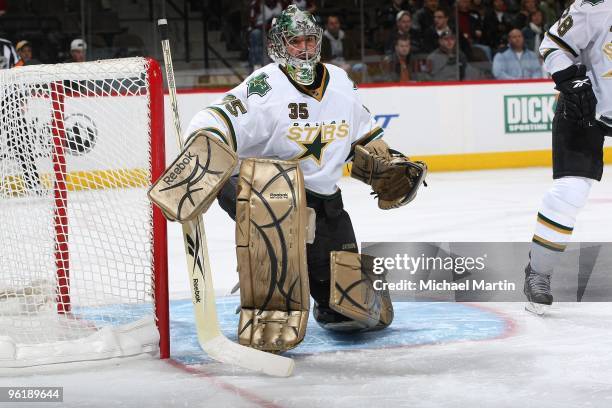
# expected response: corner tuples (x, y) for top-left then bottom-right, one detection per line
(351, 139), (427, 210)
(552, 65), (597, 128)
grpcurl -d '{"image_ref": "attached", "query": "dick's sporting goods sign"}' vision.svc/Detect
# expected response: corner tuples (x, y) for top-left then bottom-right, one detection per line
(504, 94), (557, 133)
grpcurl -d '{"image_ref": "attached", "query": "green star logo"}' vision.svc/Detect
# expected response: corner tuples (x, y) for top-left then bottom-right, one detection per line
(246, 73), (272, 98)
(292, 128), (330, 166)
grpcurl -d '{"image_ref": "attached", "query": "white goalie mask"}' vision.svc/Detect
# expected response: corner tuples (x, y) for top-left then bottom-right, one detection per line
(267, 5), (323, 86)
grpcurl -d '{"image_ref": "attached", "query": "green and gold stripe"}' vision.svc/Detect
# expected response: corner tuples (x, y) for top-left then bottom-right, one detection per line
(202, 126), (230, 147)
(545, 32), (578, 58)
(540, 48), (557, 61)
(537, 213), (573, 235)
(206, 106), (238, 151)
(532, 235), (567, 252)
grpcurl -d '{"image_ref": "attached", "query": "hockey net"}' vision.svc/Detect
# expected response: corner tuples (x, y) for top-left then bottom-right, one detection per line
(0, 57), (168, 367)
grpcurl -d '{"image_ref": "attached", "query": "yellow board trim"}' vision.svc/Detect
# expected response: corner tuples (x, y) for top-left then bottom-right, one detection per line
(2, 168), (149, 196)
(343, 147), (612, 175)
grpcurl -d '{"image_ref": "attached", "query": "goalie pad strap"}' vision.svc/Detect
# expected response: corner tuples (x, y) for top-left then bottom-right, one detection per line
(148, 130), (237, 222)
(329, 251), (394, 331)
(236, 158), (310, 352)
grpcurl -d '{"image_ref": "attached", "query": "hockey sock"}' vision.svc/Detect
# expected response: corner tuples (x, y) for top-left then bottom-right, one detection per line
(530, 177), (592, 275)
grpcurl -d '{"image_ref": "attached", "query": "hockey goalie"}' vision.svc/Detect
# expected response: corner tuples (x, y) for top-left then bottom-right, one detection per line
(149, 5), (426, 352)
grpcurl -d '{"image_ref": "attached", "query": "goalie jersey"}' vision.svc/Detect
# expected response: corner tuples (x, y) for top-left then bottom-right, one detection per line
(184, 63), (383, 195)
(539, 0), (612, 124)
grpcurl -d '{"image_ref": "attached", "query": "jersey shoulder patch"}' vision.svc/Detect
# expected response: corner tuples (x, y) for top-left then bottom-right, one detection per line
(246, 72), (272, 98)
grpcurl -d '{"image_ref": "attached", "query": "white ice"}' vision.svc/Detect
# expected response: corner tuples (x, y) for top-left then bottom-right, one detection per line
(4, 166), (612, 408)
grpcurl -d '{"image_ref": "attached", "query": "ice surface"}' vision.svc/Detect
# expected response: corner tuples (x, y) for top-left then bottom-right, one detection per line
(4, 167), (612, 407)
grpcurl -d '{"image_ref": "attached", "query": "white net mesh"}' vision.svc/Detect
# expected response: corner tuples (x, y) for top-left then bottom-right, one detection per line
(0, 57), (166, 367)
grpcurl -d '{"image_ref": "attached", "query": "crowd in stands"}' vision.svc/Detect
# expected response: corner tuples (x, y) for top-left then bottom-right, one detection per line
(246, 0), (565, 82)
(0, 0), (567, 83)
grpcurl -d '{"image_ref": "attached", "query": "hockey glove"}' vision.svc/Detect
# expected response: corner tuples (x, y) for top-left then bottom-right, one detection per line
(552, 65), (597, 128)
(351, 139), (427, 210)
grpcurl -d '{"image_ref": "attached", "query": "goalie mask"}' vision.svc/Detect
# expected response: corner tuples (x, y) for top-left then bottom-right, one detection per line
(268, 5), (323, 86)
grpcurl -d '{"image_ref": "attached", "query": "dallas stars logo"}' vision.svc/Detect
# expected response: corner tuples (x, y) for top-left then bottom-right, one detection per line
(246, 73), (271, 97)
(292, 127), (330, 166)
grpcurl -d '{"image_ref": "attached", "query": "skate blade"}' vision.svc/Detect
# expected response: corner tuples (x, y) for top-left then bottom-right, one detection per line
(525, 302), (550, 316)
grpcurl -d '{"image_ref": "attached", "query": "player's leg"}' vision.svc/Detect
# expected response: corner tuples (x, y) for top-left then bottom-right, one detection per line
(306, 192), (358, 323)
(216, 174), (239, 220)
(525, 96), (605, 313)
(307, 192), (393, 331)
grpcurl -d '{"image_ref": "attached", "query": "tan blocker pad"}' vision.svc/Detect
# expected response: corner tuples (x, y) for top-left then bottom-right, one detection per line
(236, 158), (310, 352)
(330, 251), (394, 331)
(148, 130), (237, 222)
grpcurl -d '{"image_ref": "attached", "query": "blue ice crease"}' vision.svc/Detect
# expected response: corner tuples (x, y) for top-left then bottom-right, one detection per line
(170, 297), (508, 365)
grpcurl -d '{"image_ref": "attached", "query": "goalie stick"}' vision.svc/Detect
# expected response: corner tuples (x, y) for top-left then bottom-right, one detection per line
(157, 19), (295, 377)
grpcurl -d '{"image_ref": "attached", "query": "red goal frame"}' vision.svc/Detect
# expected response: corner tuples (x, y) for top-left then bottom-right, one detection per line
(48, 58), (169, 359)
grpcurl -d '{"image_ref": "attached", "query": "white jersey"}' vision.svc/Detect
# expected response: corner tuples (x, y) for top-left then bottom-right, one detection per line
(539, 0), (612, 124)
(185, 63), (383, 195)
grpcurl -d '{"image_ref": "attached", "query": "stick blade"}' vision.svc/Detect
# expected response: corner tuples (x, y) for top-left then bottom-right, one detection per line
(202, 336), (294, 377)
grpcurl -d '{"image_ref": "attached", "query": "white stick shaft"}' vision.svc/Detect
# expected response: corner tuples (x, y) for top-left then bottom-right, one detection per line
(155, 18), (294, 377)
(158, 19), (183, 148)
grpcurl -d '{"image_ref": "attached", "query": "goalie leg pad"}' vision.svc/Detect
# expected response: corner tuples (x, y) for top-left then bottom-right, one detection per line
(236, 158), (310, 352)
(148, 130), (237, 222)
(327, 251), (394, 331)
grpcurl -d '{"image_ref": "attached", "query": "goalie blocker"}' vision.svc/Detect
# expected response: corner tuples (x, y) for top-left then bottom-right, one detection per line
(148, 130), (238, 222)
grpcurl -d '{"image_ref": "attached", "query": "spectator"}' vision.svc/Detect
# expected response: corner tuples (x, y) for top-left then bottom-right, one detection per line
(385, 10), (422, 55)
(482, 0), (514, 52)
(0, 38), (18, 69)
(513, 0), (539, 29)
(421, 7), (452, 53)
(248, 0), (283, 70)
(321, 15), (359, 72)
(424, 30), (468, 81)
(456, 0), (483, 58)
(413, 0), (438, 35)
(378, 0), (414, 29)
(14, 41), (31, 67)
(67, 39), (87, 63)
(522, 10), (545, 53)
(380, 34), (413, 82)
(471, 0), (487, 18)
(492, 29), (543, 79)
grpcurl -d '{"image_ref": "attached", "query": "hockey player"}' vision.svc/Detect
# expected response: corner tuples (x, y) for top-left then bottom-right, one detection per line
(149, 6), (426, 351)
(525, 0), (610, 314)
